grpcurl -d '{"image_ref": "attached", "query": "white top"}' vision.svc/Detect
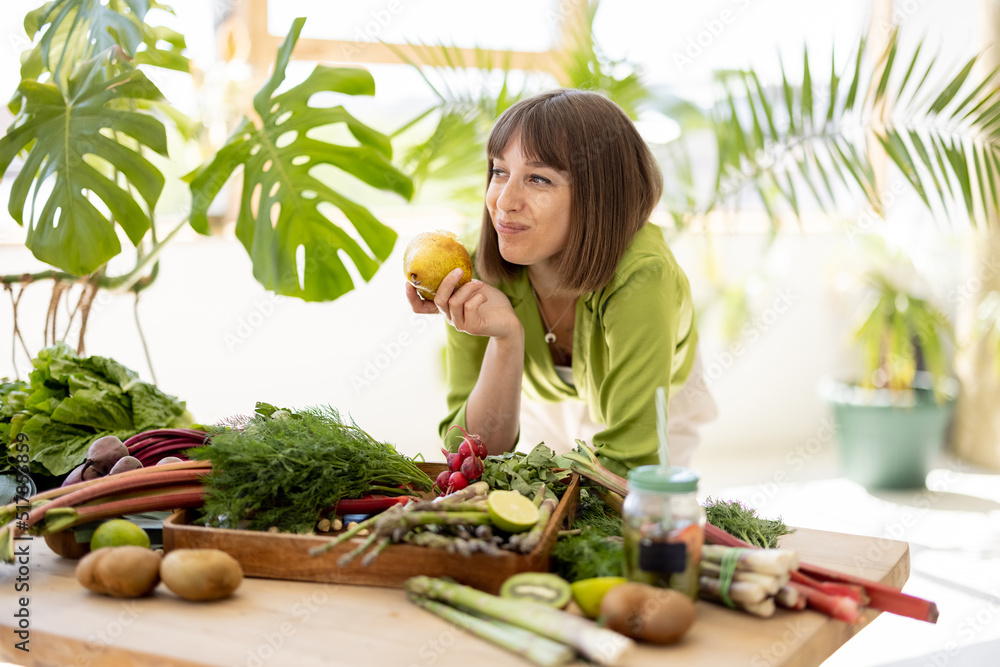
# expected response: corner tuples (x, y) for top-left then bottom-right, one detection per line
(554, 364), (575, 387)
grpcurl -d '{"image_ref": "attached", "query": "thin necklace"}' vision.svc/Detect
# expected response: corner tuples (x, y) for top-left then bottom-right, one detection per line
(532, 288), (574, 345)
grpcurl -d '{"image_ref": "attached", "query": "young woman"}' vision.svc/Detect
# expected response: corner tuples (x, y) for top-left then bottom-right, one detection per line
(406, 89), (715, 475)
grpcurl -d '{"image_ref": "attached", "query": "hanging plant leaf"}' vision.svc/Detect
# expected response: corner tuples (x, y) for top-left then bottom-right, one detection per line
(0, 49), (168, 276)
(24, 0), (148, 87)
(187, 17), (413, 302)
(10, 0), (187, 114)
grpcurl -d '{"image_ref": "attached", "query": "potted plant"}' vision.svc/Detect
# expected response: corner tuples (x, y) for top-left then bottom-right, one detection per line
(821, 265), (957, 488)
(0, 3), (411, 357)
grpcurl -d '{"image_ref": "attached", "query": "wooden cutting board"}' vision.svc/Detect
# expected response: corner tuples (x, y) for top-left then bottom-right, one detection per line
(0, 526), (910, 667)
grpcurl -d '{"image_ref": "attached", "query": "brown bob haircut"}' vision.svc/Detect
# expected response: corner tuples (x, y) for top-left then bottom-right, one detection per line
(476, 89), (663, 295)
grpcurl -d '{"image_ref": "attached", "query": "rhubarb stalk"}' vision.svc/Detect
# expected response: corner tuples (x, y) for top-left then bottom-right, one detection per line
(705, 522), (938, 623)
(562, 440), (628, 497)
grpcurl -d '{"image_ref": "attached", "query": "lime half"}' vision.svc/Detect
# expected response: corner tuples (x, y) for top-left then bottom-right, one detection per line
(570, 577), (628, 619)
(487, 490), (540, 533)
(90, 519), (150, 550)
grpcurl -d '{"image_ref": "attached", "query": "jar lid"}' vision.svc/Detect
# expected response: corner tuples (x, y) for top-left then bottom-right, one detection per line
(627, 465), (699, 493)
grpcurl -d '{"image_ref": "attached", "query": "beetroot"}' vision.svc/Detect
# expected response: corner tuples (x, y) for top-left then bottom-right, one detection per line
(156, 456), (184, 466)
(85, 436), (128, 476)
(81, 465), (103, 481)
(108, 456), (143, 475)
(61, 464), (86, 487)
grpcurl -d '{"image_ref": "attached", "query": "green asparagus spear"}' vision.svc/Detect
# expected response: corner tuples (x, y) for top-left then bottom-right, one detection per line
(408, 594), (575, 667)
(404, 576), (634, 666)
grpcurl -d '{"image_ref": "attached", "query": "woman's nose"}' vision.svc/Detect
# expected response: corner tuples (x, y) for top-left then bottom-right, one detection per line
(495, 179), (522, 212)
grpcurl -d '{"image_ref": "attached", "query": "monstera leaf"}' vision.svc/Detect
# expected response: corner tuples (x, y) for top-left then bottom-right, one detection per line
(187, 18), (413, 302)
(11, 0), (188, 114)
(0, 50), (168, 275)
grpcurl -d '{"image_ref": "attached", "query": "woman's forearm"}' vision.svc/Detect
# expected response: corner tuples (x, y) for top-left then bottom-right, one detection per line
(464, 326), (524, 455)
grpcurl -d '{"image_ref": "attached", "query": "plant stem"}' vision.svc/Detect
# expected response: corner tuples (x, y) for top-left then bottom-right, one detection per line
(0, 218), (188, 292)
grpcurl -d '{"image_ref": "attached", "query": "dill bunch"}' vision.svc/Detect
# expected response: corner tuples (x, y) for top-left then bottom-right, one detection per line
(703, 497), (794, 548)
(552, 489), (624, 582)
(190, 403), (433, 533)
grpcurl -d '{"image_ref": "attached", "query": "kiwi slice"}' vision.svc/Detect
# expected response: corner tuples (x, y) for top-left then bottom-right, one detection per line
(499, 573), (572, 608)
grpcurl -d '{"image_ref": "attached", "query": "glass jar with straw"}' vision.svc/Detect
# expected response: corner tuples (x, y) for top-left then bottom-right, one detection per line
(622, 386), (705, 600)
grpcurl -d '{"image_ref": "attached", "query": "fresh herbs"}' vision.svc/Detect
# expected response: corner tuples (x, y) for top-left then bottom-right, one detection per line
(190, 403), (433, 533)
(481, 443), (569, 502)
(552, 489), (624, 582)
(703, 497), (794, 549)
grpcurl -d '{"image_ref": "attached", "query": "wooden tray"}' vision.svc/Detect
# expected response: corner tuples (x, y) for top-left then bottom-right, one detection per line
(163, 463), (579, 594)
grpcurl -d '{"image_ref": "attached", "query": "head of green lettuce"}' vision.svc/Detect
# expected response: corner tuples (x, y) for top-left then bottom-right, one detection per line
(1, 343), (192, 479)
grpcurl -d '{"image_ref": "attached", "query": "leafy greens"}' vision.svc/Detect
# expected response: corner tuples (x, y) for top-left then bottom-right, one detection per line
(2, 343), (191, 477)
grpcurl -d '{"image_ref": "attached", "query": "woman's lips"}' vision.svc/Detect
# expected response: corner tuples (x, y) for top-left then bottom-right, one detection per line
(496, 220), (529, 235)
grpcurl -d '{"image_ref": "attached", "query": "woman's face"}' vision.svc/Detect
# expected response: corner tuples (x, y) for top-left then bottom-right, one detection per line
(486, 133), (572, 268)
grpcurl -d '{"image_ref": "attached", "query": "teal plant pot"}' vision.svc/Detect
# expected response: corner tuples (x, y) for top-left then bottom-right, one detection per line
(820, 373), (957, 489)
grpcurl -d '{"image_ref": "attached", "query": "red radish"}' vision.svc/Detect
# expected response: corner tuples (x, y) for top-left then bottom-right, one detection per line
(460, 456), (484, 481)
(435, 470), (451, 491)
(447, 425), (488, 460)
(472, 439), (487, 458)
(444, 450), (463, 472)
(458, 440), (474, 459)
(448, 471), (469, 491)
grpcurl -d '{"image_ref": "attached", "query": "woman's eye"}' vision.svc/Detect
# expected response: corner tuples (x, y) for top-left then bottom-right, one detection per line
(490, 168), (506, 178)
(530, 175), (552, 185)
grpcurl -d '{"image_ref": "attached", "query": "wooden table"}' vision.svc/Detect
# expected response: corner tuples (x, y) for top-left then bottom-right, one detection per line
(0, 527), (909, 667)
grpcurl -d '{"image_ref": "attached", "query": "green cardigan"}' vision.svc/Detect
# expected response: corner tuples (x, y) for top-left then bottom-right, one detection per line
(439, 224), (697, 476)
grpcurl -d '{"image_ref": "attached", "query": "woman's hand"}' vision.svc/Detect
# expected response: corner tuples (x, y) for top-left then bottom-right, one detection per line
(405, 268), (522, 340)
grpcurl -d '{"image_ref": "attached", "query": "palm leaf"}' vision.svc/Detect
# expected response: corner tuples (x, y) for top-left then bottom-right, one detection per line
(186, 18), (412, 302)
(689, 29), (1000, 229)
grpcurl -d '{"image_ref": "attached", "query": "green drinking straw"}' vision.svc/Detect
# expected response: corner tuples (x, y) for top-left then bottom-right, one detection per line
(656, 385), (670, 472)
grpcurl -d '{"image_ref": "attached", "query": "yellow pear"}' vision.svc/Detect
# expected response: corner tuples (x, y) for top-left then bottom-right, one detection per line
(403, 231), (472, 300)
